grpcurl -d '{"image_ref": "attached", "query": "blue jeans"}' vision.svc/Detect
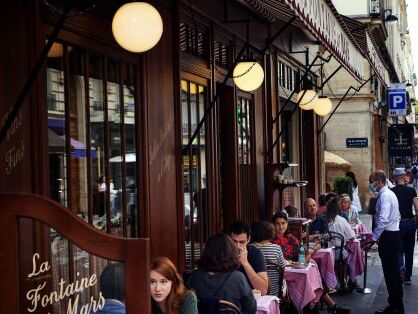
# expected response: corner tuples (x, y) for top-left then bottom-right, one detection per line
(398, 219), (417, 280)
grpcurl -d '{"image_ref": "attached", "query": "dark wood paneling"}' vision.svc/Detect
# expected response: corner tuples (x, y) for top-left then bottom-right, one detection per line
(303, 110), (319, 204)
(0, 3), (34, 193)
(144, 5), (179, 264)
(219, 84), (240, 227)
(0, 193), (150, 313)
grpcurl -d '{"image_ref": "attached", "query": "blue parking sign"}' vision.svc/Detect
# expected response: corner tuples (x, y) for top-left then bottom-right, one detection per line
(388, 84), (407, 116)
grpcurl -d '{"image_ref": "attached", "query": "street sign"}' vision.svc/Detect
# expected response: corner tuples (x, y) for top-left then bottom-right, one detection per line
(346, 138), (368, 148)
(388, 84), (407, 116)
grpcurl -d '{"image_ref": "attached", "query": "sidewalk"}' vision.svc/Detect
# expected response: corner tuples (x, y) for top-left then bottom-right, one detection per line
(320, 212), (418, 314)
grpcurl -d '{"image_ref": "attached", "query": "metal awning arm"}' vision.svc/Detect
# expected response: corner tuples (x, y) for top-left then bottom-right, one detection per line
(182, 16), (297, 154)
(317, 75), (374, 134)
(0, 1), (73, 146)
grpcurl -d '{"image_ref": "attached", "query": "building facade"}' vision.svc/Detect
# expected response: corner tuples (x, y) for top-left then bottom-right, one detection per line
(0, 0), (386, 311)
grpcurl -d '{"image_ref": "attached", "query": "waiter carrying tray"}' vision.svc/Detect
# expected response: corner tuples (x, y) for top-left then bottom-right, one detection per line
(364, 170), (404, 314)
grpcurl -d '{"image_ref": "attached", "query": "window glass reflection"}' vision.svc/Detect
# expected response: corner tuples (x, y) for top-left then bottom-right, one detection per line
(181, 79), (207, 272)
(46, 42), (139, 236)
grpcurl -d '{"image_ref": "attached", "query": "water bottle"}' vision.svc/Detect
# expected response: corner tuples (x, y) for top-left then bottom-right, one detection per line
(298, 241), (305, 264)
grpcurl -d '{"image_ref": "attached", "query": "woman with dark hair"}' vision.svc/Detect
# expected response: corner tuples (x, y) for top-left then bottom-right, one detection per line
(326, 198), (355, 252)
(271, 212), (351, 313)
(325, 192), (338, 204)
(150, 257), (198, 314)
(271, 211), (299, 261)
(251, 220), (286, 296)
(346, 171), (362, 212)
(187, 233), (256, 314)
(317, 193), (327, 214)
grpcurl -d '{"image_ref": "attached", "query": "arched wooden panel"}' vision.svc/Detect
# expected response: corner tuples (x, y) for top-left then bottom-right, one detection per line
(0, 193), (150, 313)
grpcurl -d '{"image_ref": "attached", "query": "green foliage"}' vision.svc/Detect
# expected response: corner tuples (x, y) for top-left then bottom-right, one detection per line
(333, 176), (352, 198)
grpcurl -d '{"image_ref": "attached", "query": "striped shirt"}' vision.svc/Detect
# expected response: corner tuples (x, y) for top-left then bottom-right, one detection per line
(255, 243), (286, 296)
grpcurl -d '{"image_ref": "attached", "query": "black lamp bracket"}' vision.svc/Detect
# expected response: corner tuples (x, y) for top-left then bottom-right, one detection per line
(267, 54), (337, 162)
(272, 53), (335, 125)
(317, 75), (374, 134)
(0, 0), (74, 146)
(182, 14), (297, 154)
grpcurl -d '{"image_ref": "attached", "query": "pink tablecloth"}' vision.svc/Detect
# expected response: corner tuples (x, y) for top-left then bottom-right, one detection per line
(284, 261), (323, 310)
(312, 248), (337, 289)
(345, 239), (365, 282)
(352, 223), (370, 236)
(256, 295), (280, 314)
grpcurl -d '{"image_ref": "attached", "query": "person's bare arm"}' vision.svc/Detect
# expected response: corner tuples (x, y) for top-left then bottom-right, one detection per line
(413, 197), (418, 213)
(239, 247), (269, 295)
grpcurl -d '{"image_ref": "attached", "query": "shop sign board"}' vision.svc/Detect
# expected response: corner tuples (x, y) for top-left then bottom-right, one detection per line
(388, 84), (407, 116)
(346, 138), (368, 148)
(388, 124), (414, 157)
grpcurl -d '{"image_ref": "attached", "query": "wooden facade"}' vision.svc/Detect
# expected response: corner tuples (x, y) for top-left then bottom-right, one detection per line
(0, 0), (347, 311)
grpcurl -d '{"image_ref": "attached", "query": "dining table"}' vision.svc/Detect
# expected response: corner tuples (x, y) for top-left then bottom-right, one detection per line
(351, 223), (369, 236)
(284, 261), (323, 310)
(345, 238), (365, 283)
(312, 247), (337, 289)
(255, 295), (281, 314)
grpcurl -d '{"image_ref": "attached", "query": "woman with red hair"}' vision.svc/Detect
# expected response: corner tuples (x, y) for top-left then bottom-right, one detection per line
(150, 257), (198, 313)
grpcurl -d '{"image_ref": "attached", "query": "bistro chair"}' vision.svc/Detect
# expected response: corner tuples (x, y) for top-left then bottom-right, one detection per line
(265, 260), (298, 313)
(218, 300), (240, 313)
(265, 260), (285, 300)
(327, 231), (348, 293)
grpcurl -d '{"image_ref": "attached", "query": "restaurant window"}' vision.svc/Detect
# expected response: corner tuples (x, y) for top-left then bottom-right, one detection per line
(237, 95), (256, 222)
(278, 59), (300, 92)
(181, 79), (208, 272)
(280, 108), (300, 207)
(46, 42), (139, 237)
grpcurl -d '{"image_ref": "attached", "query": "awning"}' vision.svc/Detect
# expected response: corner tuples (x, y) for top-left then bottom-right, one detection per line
(238, 0), (366, 82)
(341, 16), (390, 87)
(48, 128), (96, 158)
(324, 151), (352, 170)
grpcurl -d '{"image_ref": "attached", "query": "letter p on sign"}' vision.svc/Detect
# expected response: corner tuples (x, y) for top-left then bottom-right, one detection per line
(393, 95), (403, 108)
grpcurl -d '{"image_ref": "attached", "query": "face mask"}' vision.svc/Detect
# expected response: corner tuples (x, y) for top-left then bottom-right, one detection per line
(368, 183), (377, 193)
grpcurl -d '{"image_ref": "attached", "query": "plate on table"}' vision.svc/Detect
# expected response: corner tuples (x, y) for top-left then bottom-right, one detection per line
(292, 262), (308, 269)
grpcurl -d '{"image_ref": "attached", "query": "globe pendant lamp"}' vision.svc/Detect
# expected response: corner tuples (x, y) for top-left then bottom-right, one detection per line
(233, 60), (264, 92)
(313, 96), (333, 116)
(112, 2), (163, 53)
(296, 89), (318, 110)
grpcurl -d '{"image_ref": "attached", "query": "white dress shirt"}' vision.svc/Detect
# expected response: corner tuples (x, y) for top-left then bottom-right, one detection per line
(372, 185), (400, 241)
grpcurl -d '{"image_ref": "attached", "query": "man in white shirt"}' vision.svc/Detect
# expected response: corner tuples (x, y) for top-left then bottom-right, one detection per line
(367, 170), (404, 314)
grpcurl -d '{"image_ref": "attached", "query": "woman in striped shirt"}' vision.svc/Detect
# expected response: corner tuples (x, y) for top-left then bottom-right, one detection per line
(251, 220), (286, 297)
